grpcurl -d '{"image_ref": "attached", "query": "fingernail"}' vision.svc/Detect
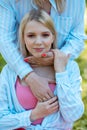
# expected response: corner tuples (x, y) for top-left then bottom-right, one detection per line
(24, 58), (29, 62)
(41, 53), (47, 57)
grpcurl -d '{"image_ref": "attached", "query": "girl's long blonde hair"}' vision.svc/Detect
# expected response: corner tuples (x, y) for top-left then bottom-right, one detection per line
(19, 9), (57, 57)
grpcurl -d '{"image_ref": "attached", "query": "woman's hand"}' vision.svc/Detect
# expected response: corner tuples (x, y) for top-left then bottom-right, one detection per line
(24, 72), (55, 101)
(52, 49), (70, 73)
(30, 96), (59, 122)
(24, 51), (54, 67)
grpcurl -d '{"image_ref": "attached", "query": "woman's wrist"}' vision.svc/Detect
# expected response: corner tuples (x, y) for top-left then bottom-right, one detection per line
(23, 71), (34, 81)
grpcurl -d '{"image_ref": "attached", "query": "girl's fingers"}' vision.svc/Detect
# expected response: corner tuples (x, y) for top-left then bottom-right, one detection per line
(47, 96), (58, 104)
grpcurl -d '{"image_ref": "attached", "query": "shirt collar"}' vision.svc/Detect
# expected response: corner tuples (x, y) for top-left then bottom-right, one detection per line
(50, 0), (57, 12)
(31, 0), (57, 12)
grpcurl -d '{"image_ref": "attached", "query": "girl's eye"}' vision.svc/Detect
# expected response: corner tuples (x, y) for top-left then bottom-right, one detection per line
(27, 34), (35, 38)
(42, 34), (50, 37)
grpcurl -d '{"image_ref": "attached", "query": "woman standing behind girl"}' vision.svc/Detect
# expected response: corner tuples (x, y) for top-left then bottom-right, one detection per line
(0, 9), (84, 130)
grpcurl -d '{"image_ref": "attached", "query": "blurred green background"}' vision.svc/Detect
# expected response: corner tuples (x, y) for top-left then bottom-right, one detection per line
(73, 1), (87, 130)
(0, 1), (87, 130)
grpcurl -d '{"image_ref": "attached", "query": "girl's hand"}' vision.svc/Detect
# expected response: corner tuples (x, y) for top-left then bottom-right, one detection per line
(24, 51), (54, 67)
(30, 96), (59, 122)
(52, 49), (70, 73)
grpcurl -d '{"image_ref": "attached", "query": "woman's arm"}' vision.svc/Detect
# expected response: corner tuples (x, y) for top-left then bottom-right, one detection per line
(0, 0), (33, 79)
(0, 0), (53, 101)
(61, 0), (85, 59)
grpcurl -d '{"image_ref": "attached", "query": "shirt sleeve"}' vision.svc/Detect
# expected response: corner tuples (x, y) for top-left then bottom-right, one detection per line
(0, 68), (32, 130)
(61, 0), (85, 59)
(55, 61), (84, 122)
(0, 0), (33, 79)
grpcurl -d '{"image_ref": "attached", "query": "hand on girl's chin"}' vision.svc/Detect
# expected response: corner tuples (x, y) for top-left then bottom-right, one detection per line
(24, 55), (42, 63)
(24, 52), (48, 63)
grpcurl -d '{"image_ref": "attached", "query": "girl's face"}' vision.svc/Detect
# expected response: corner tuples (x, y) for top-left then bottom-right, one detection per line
(24, 20), (54, 57)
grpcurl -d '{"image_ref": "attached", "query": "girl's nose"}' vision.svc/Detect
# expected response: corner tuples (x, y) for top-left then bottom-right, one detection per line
(34, 36), (42, 44)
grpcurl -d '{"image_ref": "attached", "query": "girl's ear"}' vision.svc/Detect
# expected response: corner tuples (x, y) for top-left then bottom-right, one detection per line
(52, 35), (55, 43)
(51, 35), (55, 47)
(52, 34), (57, 49)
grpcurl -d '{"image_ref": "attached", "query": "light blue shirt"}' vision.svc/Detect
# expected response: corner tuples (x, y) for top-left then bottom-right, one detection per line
(0, 0), (85, 79)
(0, 60), (84, 130)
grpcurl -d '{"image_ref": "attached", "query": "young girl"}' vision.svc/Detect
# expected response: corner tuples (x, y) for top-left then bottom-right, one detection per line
(0, 9), (84, 130)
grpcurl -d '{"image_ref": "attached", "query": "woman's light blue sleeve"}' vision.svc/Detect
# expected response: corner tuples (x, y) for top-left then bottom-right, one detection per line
(0, 69), (32, 130)
(0, 0), (33, 79)
(61, 0), (85, 59)
(55, 61), (84, 122)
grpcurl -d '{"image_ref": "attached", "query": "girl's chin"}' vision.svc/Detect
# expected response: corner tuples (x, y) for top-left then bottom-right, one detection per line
(33, 54), (42, 58)
(33, 52), (44, 58)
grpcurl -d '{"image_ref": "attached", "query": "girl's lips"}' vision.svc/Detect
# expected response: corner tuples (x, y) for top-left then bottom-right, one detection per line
(33, 48), (44, 52)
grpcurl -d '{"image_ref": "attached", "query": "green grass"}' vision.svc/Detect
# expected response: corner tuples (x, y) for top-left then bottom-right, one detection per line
(0, 54), (6, 71)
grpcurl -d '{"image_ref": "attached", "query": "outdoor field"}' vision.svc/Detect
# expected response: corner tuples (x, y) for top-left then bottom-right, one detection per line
(0, 2), (87, 130)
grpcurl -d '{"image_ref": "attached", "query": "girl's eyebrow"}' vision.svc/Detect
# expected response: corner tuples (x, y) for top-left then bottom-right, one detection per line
(26, 31), (51, 34)
(42, 31), (51, 33)
(26, 32), (35, 34)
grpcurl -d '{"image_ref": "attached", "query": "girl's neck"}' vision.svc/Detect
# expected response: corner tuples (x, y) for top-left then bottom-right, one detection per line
(33, 65), (55, 80)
